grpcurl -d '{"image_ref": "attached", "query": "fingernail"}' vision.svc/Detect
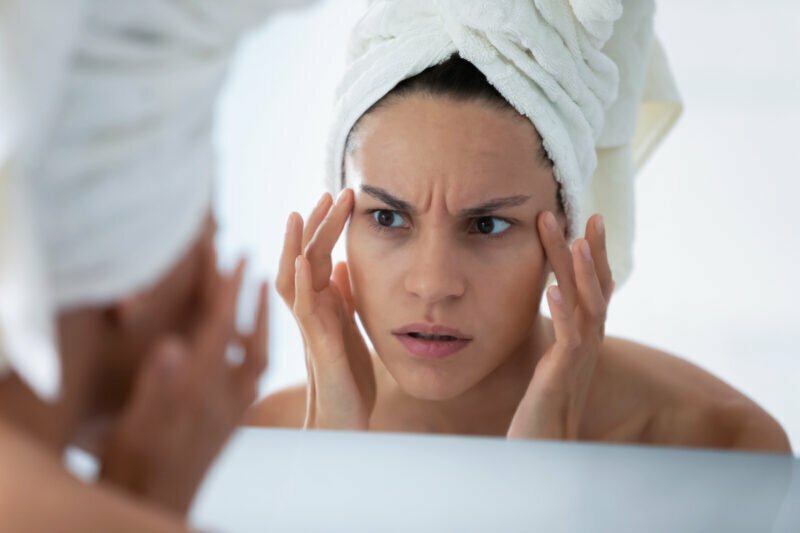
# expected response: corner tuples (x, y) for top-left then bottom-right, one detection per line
(336, 188), (348, 203)
(595, 215), (605, 236)
(544, 211), (558, 231)
(549, 285), (562, 304)
(295, 256), (303, 271)
(317, 194), (329, 208)
(580, 240), (593, 262)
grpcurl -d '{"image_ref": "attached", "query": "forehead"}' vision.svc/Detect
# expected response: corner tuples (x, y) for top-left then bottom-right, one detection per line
(346, 94), (554, 201)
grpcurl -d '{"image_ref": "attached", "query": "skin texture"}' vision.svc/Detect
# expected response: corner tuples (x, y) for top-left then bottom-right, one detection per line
(251, 94), (792, 454)
(0, 216), (270, 528)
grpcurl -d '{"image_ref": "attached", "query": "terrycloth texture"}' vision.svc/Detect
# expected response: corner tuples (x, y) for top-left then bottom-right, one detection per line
(0, 0), (84, 400)
(30, 0), (317, 310)
(0, 164), (61, 401)
(327, 0), (682, 287)
(1, 0), (315, 400)
(30, 0), (216, 312)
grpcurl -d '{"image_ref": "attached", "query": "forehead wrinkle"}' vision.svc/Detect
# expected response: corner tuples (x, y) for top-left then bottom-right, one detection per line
(458, 195), (532, 217)
(351, 96), (556, 219)
(360, 184), (418, 214)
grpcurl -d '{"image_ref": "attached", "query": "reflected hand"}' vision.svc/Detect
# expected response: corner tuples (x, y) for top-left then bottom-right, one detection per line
(276, 190), (376, 430)
(508, 213), (614, 440)
(100, 257), (269, 515)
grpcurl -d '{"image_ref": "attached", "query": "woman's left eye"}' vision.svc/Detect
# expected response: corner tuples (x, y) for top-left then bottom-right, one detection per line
(471, 217), (511, 236)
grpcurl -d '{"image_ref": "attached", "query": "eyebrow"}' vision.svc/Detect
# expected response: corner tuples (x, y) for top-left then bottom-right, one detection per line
(361, 185), (416, 213)
(360, 185), (531, 217)
(459, 195), (531, 217)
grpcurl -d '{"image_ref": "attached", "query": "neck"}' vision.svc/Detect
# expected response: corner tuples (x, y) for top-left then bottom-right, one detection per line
(384, 314), (554, 436)
(0, 309), (108, 454)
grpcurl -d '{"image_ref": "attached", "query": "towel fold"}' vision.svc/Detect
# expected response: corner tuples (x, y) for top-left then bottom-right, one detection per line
(328, 0), (682, 287)
(1, 0), (316, 400)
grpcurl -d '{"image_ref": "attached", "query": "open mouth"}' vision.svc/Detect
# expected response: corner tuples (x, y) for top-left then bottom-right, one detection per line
(405, 332), (461, 342)
(392, 324), (472, 359)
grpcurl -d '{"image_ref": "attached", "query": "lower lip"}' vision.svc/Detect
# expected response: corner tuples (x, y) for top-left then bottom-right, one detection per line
(393, 334), (471, 360)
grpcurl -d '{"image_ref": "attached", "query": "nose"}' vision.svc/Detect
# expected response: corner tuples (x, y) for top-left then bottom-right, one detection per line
(403, 232), (466, 304)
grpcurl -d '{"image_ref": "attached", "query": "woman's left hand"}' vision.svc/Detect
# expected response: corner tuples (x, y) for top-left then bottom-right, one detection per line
(507, 212), (614, 440)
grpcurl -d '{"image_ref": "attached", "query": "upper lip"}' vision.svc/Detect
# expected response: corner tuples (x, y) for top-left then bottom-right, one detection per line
(392, 323), (473, 340)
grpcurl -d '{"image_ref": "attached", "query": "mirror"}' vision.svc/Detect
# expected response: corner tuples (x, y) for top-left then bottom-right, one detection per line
(1, 0), (798, 530)
(218, 0), (798, 453)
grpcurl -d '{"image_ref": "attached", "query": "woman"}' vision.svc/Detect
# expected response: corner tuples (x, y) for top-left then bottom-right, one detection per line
(0, 0), (304, 528)
(251, 0), (791, 452)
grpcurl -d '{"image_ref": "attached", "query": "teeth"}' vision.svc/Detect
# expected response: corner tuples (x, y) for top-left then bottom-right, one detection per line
(409, 332), (457, 341)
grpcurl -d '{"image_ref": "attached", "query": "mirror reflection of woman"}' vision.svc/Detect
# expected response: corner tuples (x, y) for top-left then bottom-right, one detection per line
(251, 0), (791, 453)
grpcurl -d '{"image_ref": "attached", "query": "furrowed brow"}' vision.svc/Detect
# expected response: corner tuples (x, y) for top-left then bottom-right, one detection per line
(459, 195), (531, 217)
(360, 185), (417, 214)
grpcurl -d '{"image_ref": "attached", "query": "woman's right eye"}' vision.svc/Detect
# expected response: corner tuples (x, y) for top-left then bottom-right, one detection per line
(372, 210), (406, 229)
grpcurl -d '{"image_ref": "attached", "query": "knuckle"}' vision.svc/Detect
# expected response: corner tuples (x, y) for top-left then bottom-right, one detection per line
(585, 302), (605, 322)
(293, 299), (314, 322)
(275, 280), (295, 309)
(562, 330), (582, 350)
(275, 278), (291, 300)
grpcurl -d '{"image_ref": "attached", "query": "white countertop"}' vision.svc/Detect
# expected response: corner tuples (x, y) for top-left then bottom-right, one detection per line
(190, 428), (799, 532)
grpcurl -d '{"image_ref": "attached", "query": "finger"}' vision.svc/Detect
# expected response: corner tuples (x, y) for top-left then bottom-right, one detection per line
(195, 259), (247, 370)
(538, 211), (578, 310)
(546, 285), (580, 355)
(198, 232), (221, 319)
(584, 215), (614, 302)
(276, 212), (303, 306)
(305, 189), (354, 292)
(332, 261), (355, 318)
(302, 193), (334, 250)
(99, 340), (186, 484)
(293, 256), (339, 358)
(572, 239), (607, 332)
(293, 255), (316, 321)
(238, 281), (269, 381)
(123, 338), (187, 427)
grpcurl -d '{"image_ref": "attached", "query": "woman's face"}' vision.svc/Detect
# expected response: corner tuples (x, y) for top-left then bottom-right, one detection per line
(345, 93), (561, 401)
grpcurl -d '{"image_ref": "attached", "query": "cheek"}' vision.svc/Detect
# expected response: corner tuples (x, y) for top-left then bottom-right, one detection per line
(346, 224), (411, 331)
(470, 240), (547, 336)
(346, 225), (382, 314)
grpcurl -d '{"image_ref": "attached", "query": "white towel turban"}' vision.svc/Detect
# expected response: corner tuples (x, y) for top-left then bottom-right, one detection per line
(328, 0), (682, 287)
(0, 0), (315, 400)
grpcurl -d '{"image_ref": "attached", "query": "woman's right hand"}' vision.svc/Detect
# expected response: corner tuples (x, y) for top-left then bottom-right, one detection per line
(276, 189), (376, 430)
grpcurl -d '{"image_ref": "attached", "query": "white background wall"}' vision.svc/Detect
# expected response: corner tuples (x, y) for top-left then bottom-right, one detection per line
(215, 0), (800, 452)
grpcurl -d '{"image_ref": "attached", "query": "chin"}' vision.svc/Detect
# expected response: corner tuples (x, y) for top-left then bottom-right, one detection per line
(383, 357), (477, 402)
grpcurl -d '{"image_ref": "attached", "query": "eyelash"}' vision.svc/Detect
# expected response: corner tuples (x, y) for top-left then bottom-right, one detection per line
(366, 210), (408, 235)
(365, 209), (514, 240)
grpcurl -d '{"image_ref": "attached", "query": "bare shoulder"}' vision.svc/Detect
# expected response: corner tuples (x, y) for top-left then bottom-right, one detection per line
(598, 336), (792, 454)
(247, 383), (307, 428)
(0, 422), (184, 531)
